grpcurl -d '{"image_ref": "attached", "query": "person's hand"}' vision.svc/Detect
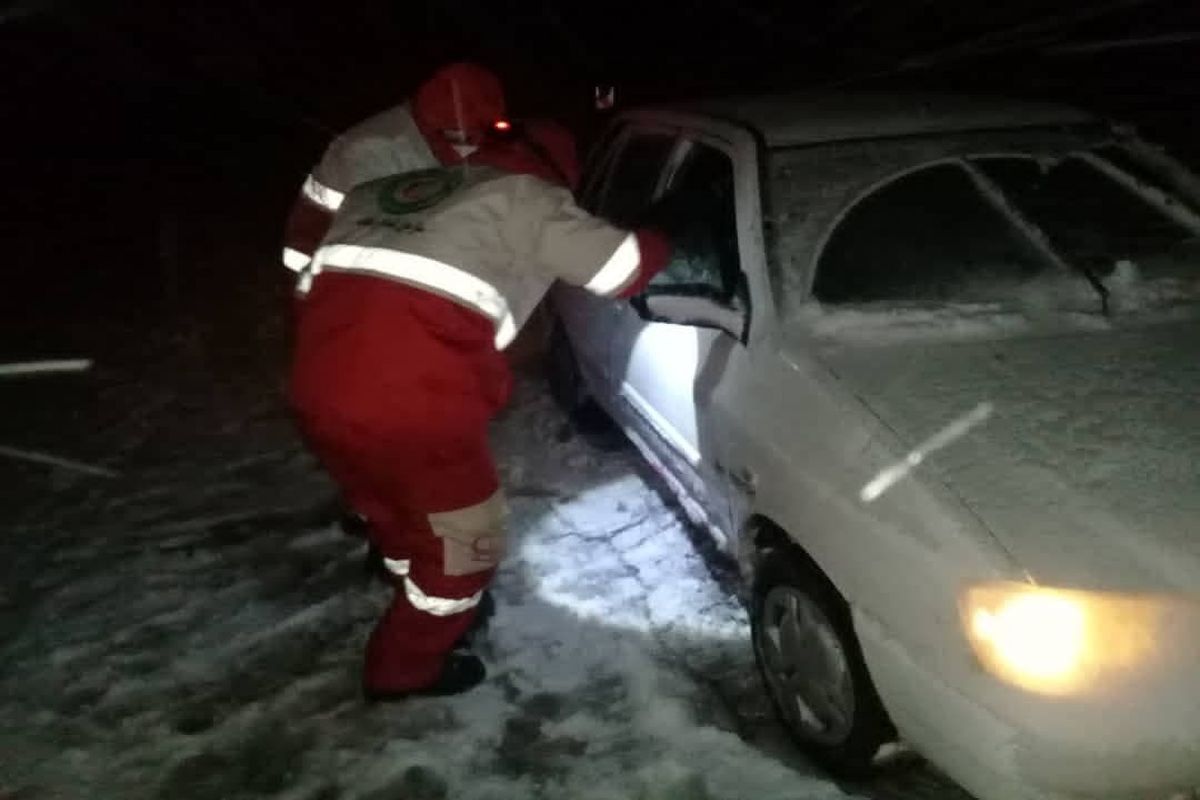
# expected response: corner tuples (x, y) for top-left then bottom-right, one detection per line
(615, 228), (673, 298)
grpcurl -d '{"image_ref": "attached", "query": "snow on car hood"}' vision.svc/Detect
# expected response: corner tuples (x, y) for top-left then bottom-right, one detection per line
(804, 311), (1200, 593)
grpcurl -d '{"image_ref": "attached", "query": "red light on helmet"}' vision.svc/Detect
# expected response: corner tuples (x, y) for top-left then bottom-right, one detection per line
(493, 119), (512, 132)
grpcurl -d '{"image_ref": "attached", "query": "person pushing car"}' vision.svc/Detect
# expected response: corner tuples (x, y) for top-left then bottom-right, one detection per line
(284, 62), (671, 699)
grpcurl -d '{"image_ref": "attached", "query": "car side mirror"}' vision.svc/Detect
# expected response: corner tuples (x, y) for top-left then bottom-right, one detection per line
(630, 288), (747, 341)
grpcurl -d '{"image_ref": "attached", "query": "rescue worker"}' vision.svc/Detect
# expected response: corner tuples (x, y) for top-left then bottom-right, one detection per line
(281, 69), (584, 270)
(284, 63), (671, 699)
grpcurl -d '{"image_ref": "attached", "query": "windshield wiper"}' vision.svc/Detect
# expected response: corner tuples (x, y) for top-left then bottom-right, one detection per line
(1076, 263), (1111, 315)
(958, 158), (1111, 316)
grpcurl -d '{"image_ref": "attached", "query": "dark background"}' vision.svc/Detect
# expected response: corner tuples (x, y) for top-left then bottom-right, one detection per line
(3, 0), (1199, 331)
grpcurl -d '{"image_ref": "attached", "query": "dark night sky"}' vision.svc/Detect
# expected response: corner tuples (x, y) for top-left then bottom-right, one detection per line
(2, 0), (1198, 321)
(6, 0), (1200, 148)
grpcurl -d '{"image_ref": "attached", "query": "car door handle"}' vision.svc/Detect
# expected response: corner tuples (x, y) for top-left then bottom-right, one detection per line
(716, 461), (757, 495)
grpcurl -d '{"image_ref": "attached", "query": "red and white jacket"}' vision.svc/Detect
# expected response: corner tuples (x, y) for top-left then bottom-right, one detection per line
(299, 164), (668, 349)
(282, 104), (439, 272)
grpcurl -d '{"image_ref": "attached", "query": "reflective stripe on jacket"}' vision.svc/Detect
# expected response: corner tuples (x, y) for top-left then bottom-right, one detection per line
(282, 105), (437, 270)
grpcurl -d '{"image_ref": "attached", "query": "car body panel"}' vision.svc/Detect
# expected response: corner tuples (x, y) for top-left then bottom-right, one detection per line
(611, 315), (729, 525)
(809, 317), (1200, 593)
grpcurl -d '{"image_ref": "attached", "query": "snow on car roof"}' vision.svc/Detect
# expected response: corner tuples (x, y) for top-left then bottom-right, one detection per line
(657, 91), (1098, 147)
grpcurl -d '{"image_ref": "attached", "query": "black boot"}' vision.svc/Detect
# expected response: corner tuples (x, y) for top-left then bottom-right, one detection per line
(455, 590), (496, 648)
(363, 651), (487, 703)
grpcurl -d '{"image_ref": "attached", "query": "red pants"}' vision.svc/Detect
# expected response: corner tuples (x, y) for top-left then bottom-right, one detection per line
(289, 273), (512, 691)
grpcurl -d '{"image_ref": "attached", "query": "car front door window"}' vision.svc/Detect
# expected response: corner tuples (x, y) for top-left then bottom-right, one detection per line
(559, 130), (676, 393)
(578, 123), (626, 212)
(632, 142), (748, 337)
(596, 132), (677, 226)
(647, 143), (744, 304)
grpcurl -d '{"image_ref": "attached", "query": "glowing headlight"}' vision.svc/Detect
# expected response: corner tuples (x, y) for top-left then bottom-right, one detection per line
(960, 582), (1172, 695)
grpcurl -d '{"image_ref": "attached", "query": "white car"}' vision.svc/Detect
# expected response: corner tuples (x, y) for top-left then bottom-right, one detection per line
(548, 92), (1200, 800)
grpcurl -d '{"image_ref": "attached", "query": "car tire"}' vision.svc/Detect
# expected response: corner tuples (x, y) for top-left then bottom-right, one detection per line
(547, 320), (614, 435)
(751, 546), (895, 777)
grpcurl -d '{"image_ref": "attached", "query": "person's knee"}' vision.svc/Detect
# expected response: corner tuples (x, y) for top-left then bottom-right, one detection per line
(427, 489), (508, 579)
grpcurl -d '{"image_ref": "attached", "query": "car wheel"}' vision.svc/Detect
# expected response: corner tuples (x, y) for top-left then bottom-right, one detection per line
(751, 548), (895, 777)
(547, 320), (613, 434)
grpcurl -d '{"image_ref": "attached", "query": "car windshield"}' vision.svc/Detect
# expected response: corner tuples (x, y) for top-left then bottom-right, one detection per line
(764, 129), (1200, 332)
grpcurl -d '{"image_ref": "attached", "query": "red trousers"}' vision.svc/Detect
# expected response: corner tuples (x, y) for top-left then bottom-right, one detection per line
(289, 273), (512, 691)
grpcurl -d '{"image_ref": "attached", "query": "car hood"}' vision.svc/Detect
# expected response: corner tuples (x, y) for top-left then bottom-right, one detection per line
(805, 317), (1200, 592)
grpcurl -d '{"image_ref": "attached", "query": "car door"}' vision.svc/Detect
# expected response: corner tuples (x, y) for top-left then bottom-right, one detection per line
(554, 125), (679, 397)
(608, 134), (752, 540)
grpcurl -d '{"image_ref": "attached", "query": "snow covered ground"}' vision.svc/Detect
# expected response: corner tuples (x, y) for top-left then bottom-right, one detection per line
(0, 292), (975, 799)
(0, 141), (976, 799)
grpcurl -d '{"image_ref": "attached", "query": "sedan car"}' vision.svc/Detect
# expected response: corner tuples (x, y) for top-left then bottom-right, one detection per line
(548, 92), (1200, 800)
